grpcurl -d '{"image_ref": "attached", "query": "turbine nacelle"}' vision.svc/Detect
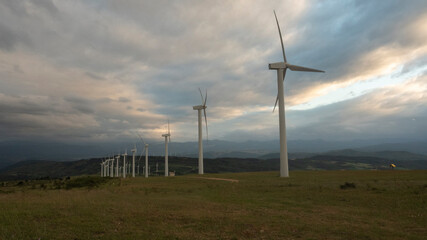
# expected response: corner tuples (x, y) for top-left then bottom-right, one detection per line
(192, 105), (206, 110)
(269, 62), (286, 69)
(269, 62), (324, 72)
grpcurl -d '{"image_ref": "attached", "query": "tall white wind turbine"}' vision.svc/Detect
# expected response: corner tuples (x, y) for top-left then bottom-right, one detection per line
(131, 144), (136, 178)
(161, 120), (171, 177)
(193, 88), (208, 175)
(269, 11), (324, 177)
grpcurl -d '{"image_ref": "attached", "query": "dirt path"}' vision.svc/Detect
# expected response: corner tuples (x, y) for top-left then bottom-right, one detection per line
(190, 177), (239, 183)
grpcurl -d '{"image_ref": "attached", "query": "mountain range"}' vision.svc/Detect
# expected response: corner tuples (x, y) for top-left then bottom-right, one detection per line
(1, 139), (426, 170)
(0, 148), (426, 181)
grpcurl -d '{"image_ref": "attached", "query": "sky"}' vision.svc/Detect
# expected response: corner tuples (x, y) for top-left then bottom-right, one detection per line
(0, 0), (426, 145)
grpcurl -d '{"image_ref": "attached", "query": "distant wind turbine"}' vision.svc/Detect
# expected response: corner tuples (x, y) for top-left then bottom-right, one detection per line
(131, 145), (137, 178)
(161, 120), (171, 177)
(115, 154), (120, 177)
(269, 10), (324, 177)
(137, 133), (149, 178)
(100, 161), (104, 177)
(193, 88), (208, 175)
(110, 156), (114, 177)
(122, 149), (128, 178)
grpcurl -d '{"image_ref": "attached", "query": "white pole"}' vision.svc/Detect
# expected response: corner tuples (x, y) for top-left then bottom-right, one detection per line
(110, 159), (114, 177)
(145, 144), (149, 178)
(277, 68), (289, 177)
(123, 155), (126, 178)
(198, 109), (203, 174)
(116, 156), (119, 177)
(132, 151), (135, 178)
(164, 137), (168, 176)
(104, 162), (107, 177)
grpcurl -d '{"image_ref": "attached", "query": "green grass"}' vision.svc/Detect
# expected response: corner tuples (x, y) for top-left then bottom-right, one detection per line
(0, 170), (426, 239)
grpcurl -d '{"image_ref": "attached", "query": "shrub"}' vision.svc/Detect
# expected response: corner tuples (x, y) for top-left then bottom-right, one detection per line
(65, 176), (109, 190)
(340, 182), (356, 189)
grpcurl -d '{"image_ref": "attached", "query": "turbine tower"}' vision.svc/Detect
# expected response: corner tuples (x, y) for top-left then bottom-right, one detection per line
(161, 120), (171, 177)
(122, 149), (128, 178)
(131, 145), (136, 178)
(137, 133), (150, 178)
(115, 154), (120, 177)
(193, 88), (208, 175)
(144, 143), (149, 178)
(100, 161), (104, 177)
(269, 11), (324, 177)
(110, 156), (114, 177)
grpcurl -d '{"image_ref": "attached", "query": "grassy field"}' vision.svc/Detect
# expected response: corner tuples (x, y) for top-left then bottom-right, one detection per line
(0, 170), (426, 240)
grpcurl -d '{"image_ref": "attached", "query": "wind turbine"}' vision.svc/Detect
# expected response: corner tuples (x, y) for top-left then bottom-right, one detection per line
(137, 133), (150, 178)
(115, 154), (120, 177)
(161, 120), (171, 177)
(131, 144), (137, 178)
(122, 149), (128, 178)
(269, 10), (324, 177)
(193, 88), (208, 175)
(100, 161), (104, 177)
(110, 156), (114, 177)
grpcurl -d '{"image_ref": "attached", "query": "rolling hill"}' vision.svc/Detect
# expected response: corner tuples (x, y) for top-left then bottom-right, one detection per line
(1, 151), (426, 181)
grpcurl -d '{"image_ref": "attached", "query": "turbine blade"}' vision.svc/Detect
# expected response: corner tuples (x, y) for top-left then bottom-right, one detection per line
(204, 89), (207, 106)
(287, 64), (324, 72)
(198, 88), (204, 105)
(273, 68), (287, 112)
(137, 148), (144, 162)
(136, 132), (146, 145)
(203, 108), (208, 141)
(273, 95), (279, 112)
(274, 10), (287, 63)
(168, 119), (170, 135)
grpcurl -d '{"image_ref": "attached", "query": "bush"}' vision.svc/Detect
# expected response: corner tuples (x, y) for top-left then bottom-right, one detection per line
(65, 176), (109, 190)
(340, 182), (356, 189)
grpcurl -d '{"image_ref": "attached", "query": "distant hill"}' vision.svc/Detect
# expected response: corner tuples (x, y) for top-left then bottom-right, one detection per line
(260, 149), (427, 161)
(322, 149), (427, 161)
(356, 141), (427, 155)
(1, 154), (426, 181)
(1, 139), (427, 170)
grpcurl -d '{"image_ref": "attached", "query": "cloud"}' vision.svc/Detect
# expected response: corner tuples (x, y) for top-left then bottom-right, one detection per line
(0, 0), (426, 146)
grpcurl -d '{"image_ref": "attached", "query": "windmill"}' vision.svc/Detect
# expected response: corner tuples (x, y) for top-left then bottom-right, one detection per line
(136, 132), (150, 178)
(269, 10), (324, 177)
(193, 88), (208, 175)
(161, 120), (171, 177)
(122, 149), (128, 178)
(104, 158), (109, 177)
(131, 145), (137, 178)
(110, 156), (114, 177)
(100, 161), (104, 177)
(115, 154), (120, 177)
